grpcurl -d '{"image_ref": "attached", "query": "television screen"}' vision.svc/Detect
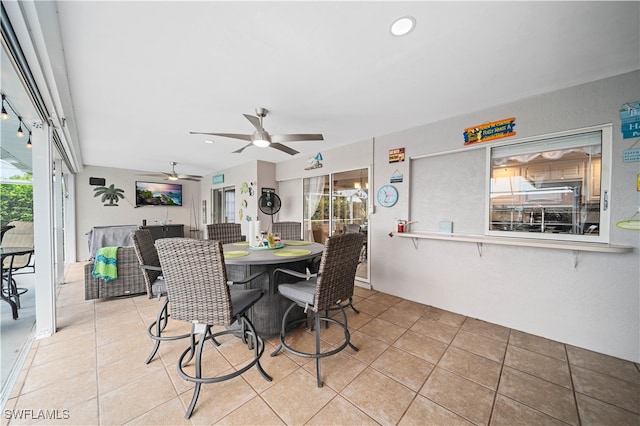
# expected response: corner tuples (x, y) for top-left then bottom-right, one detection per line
(135, 181), (183, 206)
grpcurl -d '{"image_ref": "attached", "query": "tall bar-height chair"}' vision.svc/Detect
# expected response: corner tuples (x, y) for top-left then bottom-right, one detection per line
(272, 221), (302, 241)
(131, 229), (190, 364)
(155, 238), (272, 419)
(270, 232), (364, 387)
(206, 223), (245, 244)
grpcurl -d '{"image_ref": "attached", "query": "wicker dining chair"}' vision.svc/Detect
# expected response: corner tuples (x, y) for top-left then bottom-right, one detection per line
(271, 232), (364, 387)
(206, 223), (245, 244)
(131, 229), (190, 364)
(155, 238), (272, 419)
(272, 221), (302, 241)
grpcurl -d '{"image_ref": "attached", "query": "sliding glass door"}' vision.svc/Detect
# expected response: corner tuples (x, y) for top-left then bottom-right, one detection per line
(303, 168), (369, 282)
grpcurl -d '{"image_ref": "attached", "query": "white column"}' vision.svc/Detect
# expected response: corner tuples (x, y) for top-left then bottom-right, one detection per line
(32, 121), (56, 338)
(53, 159), (64, 284)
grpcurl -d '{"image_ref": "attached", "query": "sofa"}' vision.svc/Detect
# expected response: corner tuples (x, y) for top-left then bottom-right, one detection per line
(84, 246), (146, 300)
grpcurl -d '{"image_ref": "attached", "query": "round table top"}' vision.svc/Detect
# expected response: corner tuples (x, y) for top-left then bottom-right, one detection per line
(222, 241), (323, 265)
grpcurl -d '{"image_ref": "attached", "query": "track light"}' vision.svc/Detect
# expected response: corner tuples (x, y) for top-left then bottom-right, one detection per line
(17, 117), (24, 137)
(1, 95), (8, 120)
(26, 131), (32, 149)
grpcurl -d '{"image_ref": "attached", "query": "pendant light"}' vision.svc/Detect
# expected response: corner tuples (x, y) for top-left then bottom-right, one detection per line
(17, 117), (24, 137)
(26, 131), (32, 149)
(1, 94), (8, 120)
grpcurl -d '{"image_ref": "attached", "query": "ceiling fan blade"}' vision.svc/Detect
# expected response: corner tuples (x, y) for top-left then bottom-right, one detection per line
(243, 114), (262, 131)
(233, 143), (254, 154)
(269, 143), (299, 156)
(177, 174), (203, 179)
(179, 177), (202, 182)
(138, 173), (169, 177)
(190, 132), (253, 141)
(270, 133), (324, 143)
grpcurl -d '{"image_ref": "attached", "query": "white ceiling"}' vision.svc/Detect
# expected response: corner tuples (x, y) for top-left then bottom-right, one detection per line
(3, 1), (639, 178)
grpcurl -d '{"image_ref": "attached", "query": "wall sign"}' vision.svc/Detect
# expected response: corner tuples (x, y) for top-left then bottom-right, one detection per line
(463, 117), (516, 145)
(620, 101), (640, 139)
(212, 174), (224, 184)
(623, 148), (640, 163)
(389, 147), (405, 163)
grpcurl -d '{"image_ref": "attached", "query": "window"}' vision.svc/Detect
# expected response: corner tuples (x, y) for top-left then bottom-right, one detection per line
(487, 125), (611, 242)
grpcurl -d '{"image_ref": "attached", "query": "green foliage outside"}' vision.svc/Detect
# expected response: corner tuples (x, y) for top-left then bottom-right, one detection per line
(0, 174), (34, 227)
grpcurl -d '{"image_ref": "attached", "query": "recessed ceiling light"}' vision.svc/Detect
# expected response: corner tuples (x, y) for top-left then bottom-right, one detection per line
(204, 139), (214, 144)
(390, 16), (416, 37)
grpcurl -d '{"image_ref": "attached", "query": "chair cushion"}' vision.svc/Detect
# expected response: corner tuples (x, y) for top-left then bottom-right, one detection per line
(151, 278), (166, 297)
(230, 288), (263, 318)
(278, 280), (317, 307)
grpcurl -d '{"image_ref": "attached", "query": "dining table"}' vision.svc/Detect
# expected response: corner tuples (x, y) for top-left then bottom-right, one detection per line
(222, 240), (324, 336)
(1, 246), (34, 320)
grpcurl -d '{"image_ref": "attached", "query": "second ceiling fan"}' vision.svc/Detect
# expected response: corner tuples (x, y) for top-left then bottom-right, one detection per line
(190, 108), (323, 156)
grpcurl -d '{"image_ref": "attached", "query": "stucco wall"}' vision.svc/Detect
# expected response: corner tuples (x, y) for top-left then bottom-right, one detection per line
(370, 71), (640, 362)
(75, 165), (200, 260)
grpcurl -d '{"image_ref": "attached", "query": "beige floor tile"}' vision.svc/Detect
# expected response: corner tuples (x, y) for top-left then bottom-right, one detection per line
(99, 368), (177, 425)
(216, 396), (285, 426)
(241, 342), (298, 393)
(358, 317), (407, 345)
(461, 318), (510, 342)
(394, 330), (448, 364)
(451, 330), (507, 363)
(393, 299), (430, 317)
(125, 397), (191, 425)
(372, 346), (434, 392)
(399, 394), (474, 426)
(509, 329), (567, 361)
(366, 292), (402, 307)
(353, 299), (389, 317)
(348, 330), (390, 364)
(421, 367), (495, 425)
(410, 317), (459, 344)
(377, 306), (421, 328)
(302, 350), (368, 391)
(97, 352), (164, 394)
(353, 286), (377, 298)
(307, 395), (379, 425)
(24, 397), (98, 426)
(29, 333), (96, 366)
(490, 394), (568, 425)
(21, 350), (97, 394)
(341, 309), (374, 330)
(504, 345), (572, 389)
(571, 365), (640, 414)
(575, 392), (640, 426)
(438, 346), (502, 390)
(567, 345), (640, 385)
(423, 307), (467, 328)
(341, 367), (416, 425)
(498, 367), (579, 425)
(13, 370), (97, 418)
(261, 368), (336, 425)
(178, 373), (258, 425)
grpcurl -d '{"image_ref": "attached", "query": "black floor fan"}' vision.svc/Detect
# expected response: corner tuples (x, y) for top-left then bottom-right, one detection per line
(258, 190), (282, 226)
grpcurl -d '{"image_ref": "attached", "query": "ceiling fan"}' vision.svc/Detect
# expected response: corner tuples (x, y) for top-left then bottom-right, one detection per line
(190, 107), (323, 156)
(138, 161), (202, 182)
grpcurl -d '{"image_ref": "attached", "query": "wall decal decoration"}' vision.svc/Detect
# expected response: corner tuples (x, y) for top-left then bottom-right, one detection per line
(93, 184), (124, 206)
(305, 152), (323, 170)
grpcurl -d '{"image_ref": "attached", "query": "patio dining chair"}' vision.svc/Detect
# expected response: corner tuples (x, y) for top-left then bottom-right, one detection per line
(206, 223), (245, 244)
(155, 238), (272, 419)
(272, 221), (302, 241)
(271, 232), (364, 387)
(131, 229), (190, 364)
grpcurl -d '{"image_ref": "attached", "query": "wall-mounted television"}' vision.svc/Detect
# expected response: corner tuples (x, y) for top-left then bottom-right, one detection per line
(135, 181), (183, 206)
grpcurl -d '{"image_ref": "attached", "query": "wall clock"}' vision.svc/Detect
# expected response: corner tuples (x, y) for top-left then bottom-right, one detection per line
(377, 185), (399, 207)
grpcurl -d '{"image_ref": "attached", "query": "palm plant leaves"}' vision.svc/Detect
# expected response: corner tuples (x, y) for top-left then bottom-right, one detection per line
(93, 184), (125, 206)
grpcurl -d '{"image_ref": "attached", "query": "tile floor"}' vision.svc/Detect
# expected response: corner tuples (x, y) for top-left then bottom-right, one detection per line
(2, 262), (639, 425)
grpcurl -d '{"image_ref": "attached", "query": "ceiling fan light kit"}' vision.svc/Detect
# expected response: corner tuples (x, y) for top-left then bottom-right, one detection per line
(190, 107), (323, 156)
